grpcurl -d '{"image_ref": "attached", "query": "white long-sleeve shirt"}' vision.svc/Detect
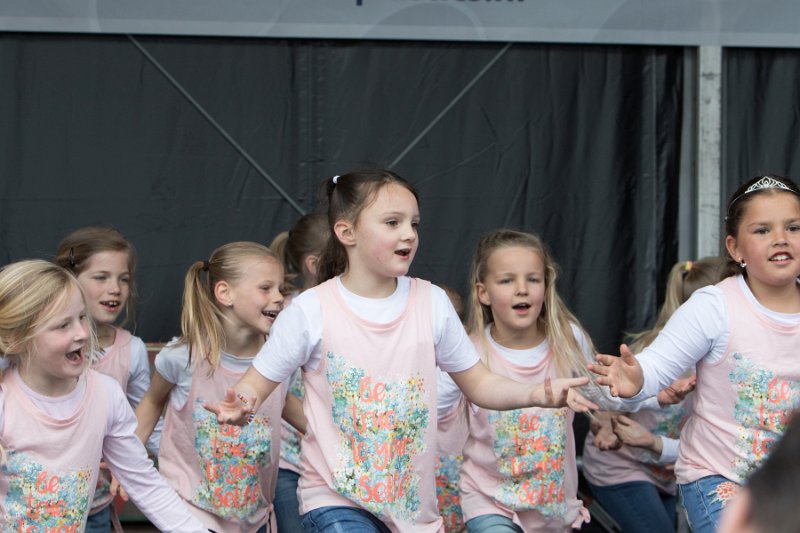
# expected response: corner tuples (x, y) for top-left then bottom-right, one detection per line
(629, 276), (800, 402)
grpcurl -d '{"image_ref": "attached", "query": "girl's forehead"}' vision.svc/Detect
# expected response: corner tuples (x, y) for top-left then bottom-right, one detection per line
(39, 284), (83, 323)
(742, 191), (800, 217)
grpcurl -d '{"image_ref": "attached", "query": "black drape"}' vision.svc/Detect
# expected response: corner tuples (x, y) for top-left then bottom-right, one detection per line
(0, 34), (684, 352)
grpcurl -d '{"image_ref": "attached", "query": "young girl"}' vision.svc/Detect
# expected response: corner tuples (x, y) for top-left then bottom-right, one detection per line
(135, 242), (286, 532)
(460, 229), (635, 532)
(0, 259), (206, 532)
(269, 213), (329, 533)
(582, 256), (724, 533)
(590, 174), (800, 532)
(205, 169), (595, 532)
(54, 226), (155, 532)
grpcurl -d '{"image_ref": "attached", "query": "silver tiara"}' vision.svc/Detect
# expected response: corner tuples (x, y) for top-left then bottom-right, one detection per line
(727, 175), (797, 218)
(743, 176), (793, 195)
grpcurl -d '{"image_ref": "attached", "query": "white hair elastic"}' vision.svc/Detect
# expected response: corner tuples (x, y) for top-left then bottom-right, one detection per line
(332, 175), (340, 185)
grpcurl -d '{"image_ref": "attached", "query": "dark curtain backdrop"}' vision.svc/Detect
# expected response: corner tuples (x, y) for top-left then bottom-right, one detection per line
(0, 33), (684, 353)
(724, 47), (800, 203)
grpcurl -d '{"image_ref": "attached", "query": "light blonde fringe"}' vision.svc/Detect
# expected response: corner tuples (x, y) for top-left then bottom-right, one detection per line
(179, 242), (280, 376)
(627, 256), (726, 354)
(466, 230), (594, 380)
(0, 259), (98, 464)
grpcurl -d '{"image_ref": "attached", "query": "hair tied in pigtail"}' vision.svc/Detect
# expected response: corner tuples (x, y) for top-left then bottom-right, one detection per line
(68, 247), (77, 268)
(202, 260), (210, 272)
(681, 260), (693, 278)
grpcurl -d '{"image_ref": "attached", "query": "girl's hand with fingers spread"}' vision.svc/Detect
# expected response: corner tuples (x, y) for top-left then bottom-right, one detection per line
(587, 344), (644, 398)
(203, 388), (254, 426)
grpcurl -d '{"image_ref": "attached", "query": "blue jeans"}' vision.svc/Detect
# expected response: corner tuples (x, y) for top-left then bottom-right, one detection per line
(678, 475), (739, 533)
(274, 468), (304, 533)
(588, 480), (676, 533)
(466, 514), (522, 533)
(84, 505), (111, 533)
(301, 506), (391, 533)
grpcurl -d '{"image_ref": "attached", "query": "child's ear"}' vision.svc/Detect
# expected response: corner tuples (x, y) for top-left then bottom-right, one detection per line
(334, 220), (356, 247)
(476, 282), (491, 306)
(724, 235), (741, 264)
(213, 281), (234, 307)
(304, 254), (320, 277)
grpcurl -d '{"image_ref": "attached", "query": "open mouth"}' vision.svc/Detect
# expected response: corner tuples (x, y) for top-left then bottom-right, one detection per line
(770, 253), (792, 262)
(395, 249), (411, 257)
(262, 310), (280, 319)
(66, 349), (83, 363)
(100, 300), (121, 310)
(512, 303), (531, 310)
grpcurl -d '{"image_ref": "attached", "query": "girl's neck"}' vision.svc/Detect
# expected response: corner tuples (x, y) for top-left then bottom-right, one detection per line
(745, 276), (800, 314)
(18, 364), (80, 397)
(96, 323), (117, 349)
(490, 322), (545, 350)
(220, 325), (265, 359)
(340, 268), (398, 299)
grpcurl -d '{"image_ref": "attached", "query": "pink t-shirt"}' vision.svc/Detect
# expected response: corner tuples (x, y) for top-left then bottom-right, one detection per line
(582, 400), (690, 495)
(298, 277), (442, 532)
(676, 276), (800, 484)
(158, 356), (284, 533)
(0, 370), (106, 532)
(435, 383), (468, 533)
(460, 336), (584, 532)
(89, 326), (133, 514)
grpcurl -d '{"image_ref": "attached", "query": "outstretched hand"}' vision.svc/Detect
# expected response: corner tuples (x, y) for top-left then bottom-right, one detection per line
(203, 388), (254, 426)
(587, 344), (644, 398)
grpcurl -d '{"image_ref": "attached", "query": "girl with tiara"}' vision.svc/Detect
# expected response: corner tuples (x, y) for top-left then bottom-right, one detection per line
(591, 174), (800, 532)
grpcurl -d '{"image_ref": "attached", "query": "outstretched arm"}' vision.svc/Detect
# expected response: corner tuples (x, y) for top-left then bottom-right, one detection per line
(448, 361), (598, 412)
(203, 366), (281, 425)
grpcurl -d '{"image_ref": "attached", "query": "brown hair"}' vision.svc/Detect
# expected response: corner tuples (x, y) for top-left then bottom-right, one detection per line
(54, 226), (138, 328)
(317, 169), (419, 283)
(270, 212), (329, 292)
(722, 174), (800, 278)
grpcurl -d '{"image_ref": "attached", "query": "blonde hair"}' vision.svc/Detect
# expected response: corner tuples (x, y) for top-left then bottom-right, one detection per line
(179, 241), (280, 373)
(54, 226), (138, 329)
(627, 256), (725, 353)
(0, 260), (96, 463)
(466, 229), (592, 378)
